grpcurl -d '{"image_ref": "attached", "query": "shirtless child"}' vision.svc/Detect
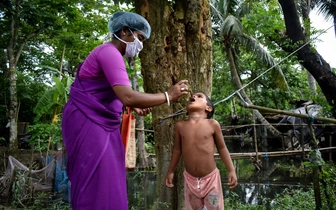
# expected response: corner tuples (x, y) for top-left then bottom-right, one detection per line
(165, 91), (238, 210)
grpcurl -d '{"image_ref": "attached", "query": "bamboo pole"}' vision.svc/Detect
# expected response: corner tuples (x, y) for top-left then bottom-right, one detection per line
(253, 123), (259, 160)
(330, 135), (333, 161)
(241, 103), (336, 124)
(146, 147), (336, 159)
(306, 109), (322, 209)
(234, 179), (312, 187)
(213, 147), (336, 159)
(135, 124), (336, 133)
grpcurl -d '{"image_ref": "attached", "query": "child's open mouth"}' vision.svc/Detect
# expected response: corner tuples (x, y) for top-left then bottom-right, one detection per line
(189, 97), (195, 102)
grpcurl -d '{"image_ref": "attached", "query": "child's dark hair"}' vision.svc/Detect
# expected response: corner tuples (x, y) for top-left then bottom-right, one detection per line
(198, 91), (214, 119)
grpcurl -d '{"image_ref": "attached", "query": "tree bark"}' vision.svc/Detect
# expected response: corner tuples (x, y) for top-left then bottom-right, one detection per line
(136, 117), (149, 169)
(307, 71), (317, 95)
(279, 0), (336, 117)
(136, 0), (212, 209)
(8, 63), (18, 153)
(6, 0), (38, 153)
(7, 4), (19, 153)
(300, 0), (317, 96)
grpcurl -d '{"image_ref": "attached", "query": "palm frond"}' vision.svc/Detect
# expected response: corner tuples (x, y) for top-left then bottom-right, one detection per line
(220, 15), (244, 37)
(314, 0), (336, 22)
(210, 0), (225, 23)
(240, 34), (289, 90)
(210, 0), (244, 24)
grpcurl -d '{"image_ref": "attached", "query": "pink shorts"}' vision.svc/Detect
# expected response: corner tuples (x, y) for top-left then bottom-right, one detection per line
(184, 168), (224, 210)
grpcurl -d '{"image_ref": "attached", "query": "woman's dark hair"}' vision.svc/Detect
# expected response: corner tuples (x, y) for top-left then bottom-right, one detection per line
(112, 27), (133, 39)
(113, 30), (122, 38)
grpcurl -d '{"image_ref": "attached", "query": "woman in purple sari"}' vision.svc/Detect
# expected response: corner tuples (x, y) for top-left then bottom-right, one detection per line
(62, 11), (189, 210)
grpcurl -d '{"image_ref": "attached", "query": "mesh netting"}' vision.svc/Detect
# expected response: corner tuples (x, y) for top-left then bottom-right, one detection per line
(0, 155), (55, 204)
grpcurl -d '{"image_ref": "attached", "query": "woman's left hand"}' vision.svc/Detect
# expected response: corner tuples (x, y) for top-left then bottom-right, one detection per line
(132, 107), (152, 116)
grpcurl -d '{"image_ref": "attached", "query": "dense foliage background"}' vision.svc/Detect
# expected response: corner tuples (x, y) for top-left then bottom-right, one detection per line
(1, 0), (336, 209)
(1, 0), (335, 149)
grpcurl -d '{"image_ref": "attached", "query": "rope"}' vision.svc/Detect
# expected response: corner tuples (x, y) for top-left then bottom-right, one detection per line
(159, 24), (335, 122)
(218, 24), (334, 105)
(214, 24), (334, 106)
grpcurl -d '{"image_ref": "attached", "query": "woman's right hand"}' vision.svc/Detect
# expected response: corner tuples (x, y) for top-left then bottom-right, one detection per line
(167, 80), (189, 102)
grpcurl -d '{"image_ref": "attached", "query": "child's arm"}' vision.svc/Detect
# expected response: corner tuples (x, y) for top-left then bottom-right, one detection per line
(212, 120), (238, 189)
(165, 122), (183, 188)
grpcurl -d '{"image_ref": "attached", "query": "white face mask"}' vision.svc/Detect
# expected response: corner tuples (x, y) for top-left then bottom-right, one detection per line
(114, 29), (143, 58)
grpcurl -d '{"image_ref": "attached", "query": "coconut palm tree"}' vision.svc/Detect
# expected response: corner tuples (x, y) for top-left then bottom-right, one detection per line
(210, 0), (289, 137)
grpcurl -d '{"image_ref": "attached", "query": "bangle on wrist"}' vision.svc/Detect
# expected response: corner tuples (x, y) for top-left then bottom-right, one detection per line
(164, 92), (170, 106)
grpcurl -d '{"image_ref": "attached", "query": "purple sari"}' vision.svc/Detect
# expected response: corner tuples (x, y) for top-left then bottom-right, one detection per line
(62, 65), (127, 210)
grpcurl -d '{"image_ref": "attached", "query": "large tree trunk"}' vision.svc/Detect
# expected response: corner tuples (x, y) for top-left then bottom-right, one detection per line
(279, 0), (336, 117)
(136, 1), (212, 209)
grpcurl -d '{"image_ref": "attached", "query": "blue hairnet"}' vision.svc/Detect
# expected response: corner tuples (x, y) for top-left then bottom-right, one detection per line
(108, 11), (151, 39)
